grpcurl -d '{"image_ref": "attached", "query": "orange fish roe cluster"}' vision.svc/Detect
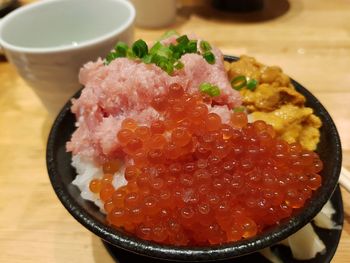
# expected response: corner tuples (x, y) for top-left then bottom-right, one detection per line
(89, 83), (323, 246)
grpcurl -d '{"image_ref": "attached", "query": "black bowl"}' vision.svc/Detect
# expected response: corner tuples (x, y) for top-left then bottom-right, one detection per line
(46, 55), (342, 262)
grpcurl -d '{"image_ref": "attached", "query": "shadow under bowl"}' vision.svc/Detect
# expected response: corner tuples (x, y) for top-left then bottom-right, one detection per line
(46, 55), (342, 262)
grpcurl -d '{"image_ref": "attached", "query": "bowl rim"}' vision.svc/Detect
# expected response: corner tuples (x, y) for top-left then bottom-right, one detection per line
(46, 55), (342, 261)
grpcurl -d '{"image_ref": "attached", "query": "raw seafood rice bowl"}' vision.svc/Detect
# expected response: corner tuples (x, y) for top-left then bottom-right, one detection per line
(57, 32), (341, 261)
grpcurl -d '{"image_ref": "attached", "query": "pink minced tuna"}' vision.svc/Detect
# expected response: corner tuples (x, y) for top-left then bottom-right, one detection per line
(66, 42), (241, 162)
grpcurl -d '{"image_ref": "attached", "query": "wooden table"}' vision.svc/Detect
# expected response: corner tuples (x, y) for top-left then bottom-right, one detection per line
(1, 0), (349, 262)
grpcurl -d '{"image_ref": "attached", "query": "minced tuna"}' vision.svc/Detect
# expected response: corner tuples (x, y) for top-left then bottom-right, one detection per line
(66, 40), (241, 162)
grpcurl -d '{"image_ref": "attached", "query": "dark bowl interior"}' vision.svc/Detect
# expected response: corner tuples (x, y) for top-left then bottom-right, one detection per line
(46, 55), (342, 262)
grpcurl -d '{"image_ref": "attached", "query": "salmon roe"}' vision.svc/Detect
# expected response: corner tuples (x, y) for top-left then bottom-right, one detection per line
(90, 83), (323, 246)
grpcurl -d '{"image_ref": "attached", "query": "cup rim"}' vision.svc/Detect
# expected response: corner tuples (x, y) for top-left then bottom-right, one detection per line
(0, 0), (135, 54)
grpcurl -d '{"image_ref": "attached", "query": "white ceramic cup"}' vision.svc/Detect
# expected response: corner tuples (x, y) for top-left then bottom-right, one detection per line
(0, 0), (135, 116)
(130, 0), (177, 28)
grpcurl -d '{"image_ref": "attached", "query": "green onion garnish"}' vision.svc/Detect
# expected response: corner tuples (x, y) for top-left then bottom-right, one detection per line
(186, 40), (198, 53)
(132, 39), (148, 58)
(199, 82), (221, 97)
(152, 54), (174, 74)
(104, 34), (216, 73)
(231, 75), (247, 90)
(114, 42), (128, 56)
(142, 54), (152, 64)
(104, 42), (130, 64)
(158, 30), (179, 41)
(233, 106), (246, 113)
(126, 48), (136, 59)
(200, 40), (212, 52)
(174, 61), (184, 70)
(150, 42), (172, 59)
(105, 52), (117, 65)
(203, 51), (215, 64)
(210, 87), (221, 97)
(176, 35), (190, 45)
(246, 79), (258, 91)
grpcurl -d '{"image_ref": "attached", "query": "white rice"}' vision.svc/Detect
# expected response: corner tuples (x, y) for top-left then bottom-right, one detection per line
(71, 155), (127, 213)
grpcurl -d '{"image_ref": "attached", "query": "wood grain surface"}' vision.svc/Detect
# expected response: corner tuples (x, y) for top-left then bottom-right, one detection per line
(1, 0), (349, 262)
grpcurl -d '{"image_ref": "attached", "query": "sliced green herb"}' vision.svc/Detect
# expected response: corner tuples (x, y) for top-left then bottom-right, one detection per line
(142, 54), (153, 64)
(231, 75), (247, 90)
(132, 39), (148, 58)
(150, 41), (162, 54)
(176, 35), (190, 45)
(159, 30), (179, 41)
(233, 106), (246, 113)
(203, 51), (215, 64)
(199, 82), (221, 97)
(126, 48), (136, 59)
(105, 34), (217, 73)
(200, 40), (212, 52)
(210, 86), (221, 97)
(150, 54), (173, 74)
(199, 83), (212, 95)
(246, 78), (258, 91)
(114, 42), (128, 56)
(105, 52), (118, 65)
(104, 42), (130, 65)
(150, 41), (172, 59)
(174, 61), (184, 70)
(186, 40), (198, 53)
(169, 43), (181, 59)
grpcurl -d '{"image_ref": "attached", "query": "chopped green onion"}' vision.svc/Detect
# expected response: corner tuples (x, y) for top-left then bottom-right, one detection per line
(200, 40), (212, 52)
(104, 42), (130, 64)
(233, 106), (246, 113)
(152, 54), (174, 74)
(169, 44), (182, 59)
(132, 39), (148, 58)
(150, 41), (172, 58)
(142, 54), (153, 64)
(199, 82), (221, 97)
(174, 61), (184, 70)
(105, 52), (118, 65)
(150, 41), (162, 54)
(105, 34), (216, 73)
(231, 75), (247, 90)
(186, 40), (198, 53)
(114, 42), (128, 56)
(203, 51), (215, 64)
(126, 48), (136, 59)
(159, 30), (179, 41)
(169, 43), (176, 51)
(176, 44), (187, 56)
(246, 79), (258, 91)
(159, 61), (174, 75)
(199, 83), (213, 96)
(176, 35), (190, 45)
(210, 86), (221, 97)
(150, 53), (163, 64)
(176, 35), (191, 56)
